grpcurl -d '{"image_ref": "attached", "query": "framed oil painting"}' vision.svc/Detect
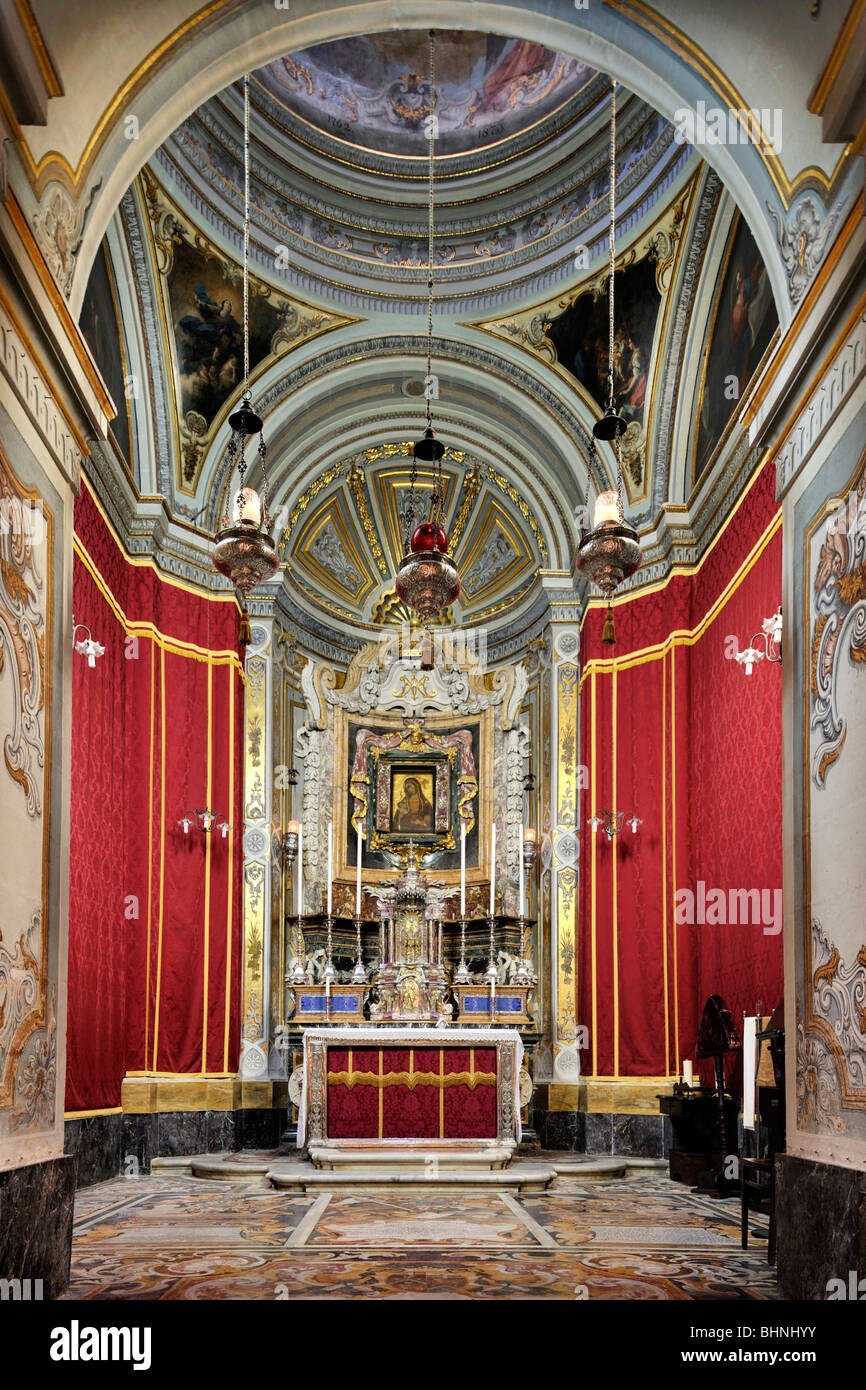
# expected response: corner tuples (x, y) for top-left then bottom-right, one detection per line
(390, 768), (437, 836)
(694, 213), (778, 479)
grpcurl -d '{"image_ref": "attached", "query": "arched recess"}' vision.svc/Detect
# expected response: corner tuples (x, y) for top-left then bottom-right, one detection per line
(42, 0), (849, 324)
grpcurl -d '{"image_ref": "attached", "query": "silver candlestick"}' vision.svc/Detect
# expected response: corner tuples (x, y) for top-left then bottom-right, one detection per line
(290, 915), (307, 984)
(483, 911), (497, 1000)
(322, 915), (336, 984)
(454, 916), (471, 983)
(352, 913), (367, 983)
(514, 915), (533, 984)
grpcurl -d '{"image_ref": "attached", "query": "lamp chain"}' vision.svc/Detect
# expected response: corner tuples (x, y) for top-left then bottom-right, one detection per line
(427, 29), (445, 531)
(242, 73), (250, 403)
(607, 78), (617, 414)
(426, 29), (435, 430)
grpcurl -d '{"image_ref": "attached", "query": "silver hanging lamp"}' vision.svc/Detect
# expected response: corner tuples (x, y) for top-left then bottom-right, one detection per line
(213, 73), (279, 603)
(395, 30), (461, 622)
(575, 79), (641, 643)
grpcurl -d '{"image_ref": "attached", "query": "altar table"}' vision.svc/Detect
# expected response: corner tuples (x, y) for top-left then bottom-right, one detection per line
(297, 1027), (523, 1149)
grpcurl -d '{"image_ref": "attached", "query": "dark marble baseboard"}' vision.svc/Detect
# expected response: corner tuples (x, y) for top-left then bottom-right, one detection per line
(0, 1154), (76, 1298)
(534, 1109), (671, 1157)
(64, 1112), (123, 1186)
(64, 1107), (287, 1185)
(776, 1153), (866, 1300)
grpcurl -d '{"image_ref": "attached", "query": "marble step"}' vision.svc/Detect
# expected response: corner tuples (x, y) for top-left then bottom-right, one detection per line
(308, 1144), (515, 1172)
(266, 1162), (557, 1192)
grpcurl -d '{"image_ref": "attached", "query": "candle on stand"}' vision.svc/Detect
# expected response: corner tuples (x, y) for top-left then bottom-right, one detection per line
(489, 822), (496, 916)
(297, 821), (303, 916)
(355, 822), (363, 916)
(683, 1059), (694, 1087)
(460, 821), (466, 917)
(327, 821), (333, 916)
(519, 824), (525, 918)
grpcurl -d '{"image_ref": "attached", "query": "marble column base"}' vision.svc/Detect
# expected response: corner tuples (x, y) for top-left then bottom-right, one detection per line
(64, 1107), (286, 1185)
(0, 1154), (76, 1298)
(534, 1109), (672, 1157)
(775, 1153), (866, 1300)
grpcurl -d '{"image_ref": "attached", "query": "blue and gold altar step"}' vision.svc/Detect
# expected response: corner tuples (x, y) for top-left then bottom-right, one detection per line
(454, 984), (532, 1025)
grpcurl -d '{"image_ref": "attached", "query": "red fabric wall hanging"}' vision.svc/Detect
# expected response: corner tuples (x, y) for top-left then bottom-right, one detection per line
(66, 481), (244, 1112)
(577, 458), (783, 1079)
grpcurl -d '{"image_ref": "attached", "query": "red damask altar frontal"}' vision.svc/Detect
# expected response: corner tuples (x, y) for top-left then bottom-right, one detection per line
(298, 1028), (522, 1148)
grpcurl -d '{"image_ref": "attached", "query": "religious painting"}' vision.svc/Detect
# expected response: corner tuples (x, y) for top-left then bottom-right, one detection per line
(142, 170), (350, 488)
(546, 254), (661, 486)
(255, 34), (594, 159)
(694, 213), (778, 478)
(166, 235), (285, 432)
(390, 769), (436, 836)
(79, 241), (133, 470)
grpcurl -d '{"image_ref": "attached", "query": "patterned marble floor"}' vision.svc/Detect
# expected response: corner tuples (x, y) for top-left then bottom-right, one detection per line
(63, 1168), (779, 1300)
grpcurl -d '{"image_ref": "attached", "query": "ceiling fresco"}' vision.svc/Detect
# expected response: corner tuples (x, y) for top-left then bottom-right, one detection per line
(254, 35), (595, 160)
(83, 24), (787, 652)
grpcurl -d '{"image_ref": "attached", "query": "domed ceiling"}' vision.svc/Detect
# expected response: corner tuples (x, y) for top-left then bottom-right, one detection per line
(86, 26), (777, 658)
(254, 34), (596, 164)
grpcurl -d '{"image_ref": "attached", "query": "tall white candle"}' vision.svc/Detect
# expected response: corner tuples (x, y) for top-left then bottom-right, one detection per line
(519, 823), (525, 919)
(327, 821), (333, 916)
(356, 823), (363, 916)
(297, 822), (303, 916)
(460, 821), (466, 917)
(489, 822), (496, 916)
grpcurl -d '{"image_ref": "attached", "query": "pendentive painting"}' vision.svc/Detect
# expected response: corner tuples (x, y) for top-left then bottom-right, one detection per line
(546, 253), (661, 486)
(694, 213), (778, 478)
(80, 242), (134, 471)
(142, 170), (349, 488)
(167, 236), (285, 432)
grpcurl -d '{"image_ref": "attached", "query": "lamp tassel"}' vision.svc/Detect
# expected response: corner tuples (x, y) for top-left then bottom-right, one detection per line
(602, 603), (616, 646)
(239, 606), (252, 645)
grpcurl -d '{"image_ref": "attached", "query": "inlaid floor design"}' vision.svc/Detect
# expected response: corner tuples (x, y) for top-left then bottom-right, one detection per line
(64, 1167), (778, 1300)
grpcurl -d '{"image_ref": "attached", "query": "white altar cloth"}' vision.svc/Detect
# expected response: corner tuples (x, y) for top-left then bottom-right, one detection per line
(297, 1026), (523, 1147)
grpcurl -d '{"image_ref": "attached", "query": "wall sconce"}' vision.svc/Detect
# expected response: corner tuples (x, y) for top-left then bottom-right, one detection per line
(178, 808), (231, 837)
(72, 614), (105, 668)
(522, 826), (538, 872)
(735, 608), (782, 675)
(588, 811), (641, 840)
(281, 820), (299, 865)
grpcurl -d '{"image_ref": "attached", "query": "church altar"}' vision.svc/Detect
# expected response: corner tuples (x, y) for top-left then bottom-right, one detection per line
(297, 1027), (523, 1149)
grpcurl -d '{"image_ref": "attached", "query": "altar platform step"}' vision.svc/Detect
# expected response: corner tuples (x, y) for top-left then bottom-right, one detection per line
(172, 1150), (662, 1191)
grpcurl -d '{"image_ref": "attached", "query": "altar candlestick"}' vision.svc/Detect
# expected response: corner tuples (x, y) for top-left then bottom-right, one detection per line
(355, 823), (363, 916)
(489, 822), (496, 915)
(460, 821), (466, 917)
(327, 821), (333, 916)
(519, 823), (525, 919)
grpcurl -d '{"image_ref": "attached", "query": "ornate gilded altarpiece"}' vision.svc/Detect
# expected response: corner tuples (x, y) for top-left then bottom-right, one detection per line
(299, 631), (528, 908)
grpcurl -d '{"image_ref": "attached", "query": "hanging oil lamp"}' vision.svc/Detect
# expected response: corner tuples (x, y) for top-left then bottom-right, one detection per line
(213, 73), (278, 602)
(574, 80), (641, 644)
(394, 31), (461, 622)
